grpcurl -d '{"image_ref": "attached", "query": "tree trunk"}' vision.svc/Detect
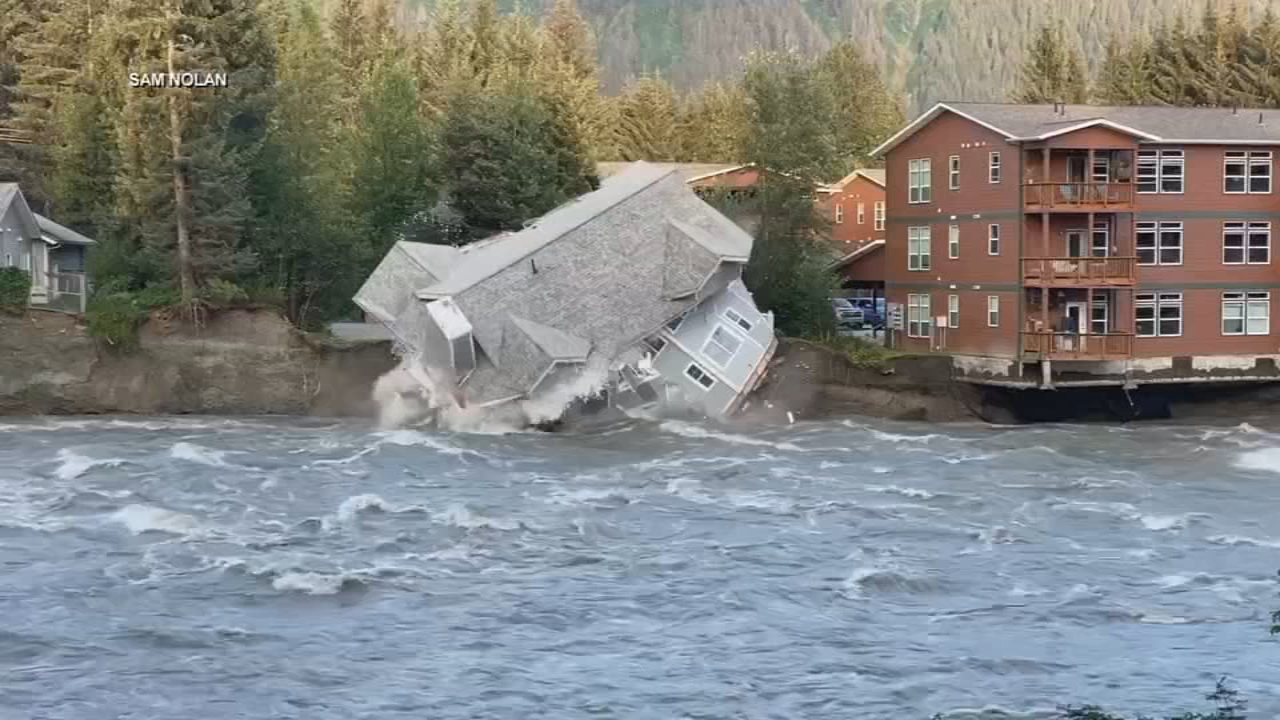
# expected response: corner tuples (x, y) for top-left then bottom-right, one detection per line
(167, 14), (194, 303)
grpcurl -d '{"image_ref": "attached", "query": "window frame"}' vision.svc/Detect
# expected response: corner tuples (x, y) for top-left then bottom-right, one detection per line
(1135, 292), (1183, 338)
(907, 225), (931, 271)
(856, 202), (865, 224)
(948, 294), (959, 329)
(948, 223), (960, 259)
(988, 151), (1001, 184)
(908, 158), (932, 204)
(724, 307), (753, 332)
(949, 154), (960, 190)
(1223, 221), (1271, 265)
(702, 324), (743, 369)
(835, 204), (844, 224)
(1224, 151), (1272, 194)
(873, 201), (885, 231)
(986, 295), (1000, 327)
(907, 293), (932, 338)
(987, 223), (1001, 256)
(684, 362), (715, 390)
(1136, 221), (1184, 266)
(1222, 291), (1271, 336)
(1136, 149), (1184, 194)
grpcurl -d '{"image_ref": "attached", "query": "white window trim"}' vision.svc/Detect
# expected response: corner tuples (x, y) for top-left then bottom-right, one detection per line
(906, 293), (932, 338)
(1224, 151), (1272, 195)
(702, 323), (743, 369)
(1136, 221), (1183, 266)
(835, 204), (844, 224)
(908, 158), (932, 204)
(948, 224), (959, 259)
(724, 307), (753, 332)
(988, 151), (1001, 184)
(948, 294), (959, 329)
(907, 226), (931, 271)
(684, 362), (715, 390)
(1135, 292), (1183, 338)
(986, 295), (1000, 327)
(856, 202), (864, 224)
(1222, 291), (1271, 336)
(949, 154), (960, 190)
(873, 201), (885, 231)
(1223, 221), (1271, 265)
(987, 223), (1001, 256)
(1136, 149), (1184, 194)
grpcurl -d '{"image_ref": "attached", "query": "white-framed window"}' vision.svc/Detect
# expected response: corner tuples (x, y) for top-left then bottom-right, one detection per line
(856, 202), (865, 224)
(21, 252), (30, 271)
(907, 226), (931, 271)
(948, 224), (960, 259)
(1222, 291), (1270, 336)
(1136, 149), (1184, 193)
(1135, 292), (1183, 337)
(1223, 222), (1270, 264)
(1224, 151), (1272, 194)
(702, 325), (742, 368)
(1136, 221), (1183, 265)
(685, 363), (715, 389)
(907, 293), (932, 338)
(643, 335), (667, 355)
(1091, 290), (1110, 335)
(948, 294), (960, 329)
(988, 223), (1001, 255)
(988, 151), (1001, 183)
(873, 201), (884, 231)
(835, 204), (844, 224)
(724, 307), (753, 332)
(908, 158), (932, 204)
(949, 154), (960, 190)
(986, 295), (1000, 327)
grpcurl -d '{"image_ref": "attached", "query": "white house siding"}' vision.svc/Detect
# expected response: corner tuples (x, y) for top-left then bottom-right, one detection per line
(651, 341), (739, 416)
(670, 286), (772, 391)
(0, 205), (28, 270)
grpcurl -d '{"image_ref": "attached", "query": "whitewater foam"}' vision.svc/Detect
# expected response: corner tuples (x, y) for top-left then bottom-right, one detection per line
(1233, 447), (1280, 473)
(169, 442), (233, 467)
(112, 504), (200, 535)
(53, 449), (125, 481)
(659, 420), (804, 451)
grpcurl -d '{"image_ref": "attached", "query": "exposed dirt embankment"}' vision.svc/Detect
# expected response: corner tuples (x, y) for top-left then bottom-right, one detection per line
(0, 309), (398, 417)
(741, 340), (1017, 425)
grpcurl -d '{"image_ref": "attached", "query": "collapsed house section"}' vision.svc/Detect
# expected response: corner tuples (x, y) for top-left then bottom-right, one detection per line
(354, 161), (778, 426)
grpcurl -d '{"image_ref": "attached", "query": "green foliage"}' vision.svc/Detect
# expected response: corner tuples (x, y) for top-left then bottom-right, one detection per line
(0, 267), (32, 312)
(197, 278), (249, 306)
(84, 285), (178, 351)
(1013, 21), (1089, 104)
(807, 333), (899, 370)
(676, 81), (747, 162)
(815, 40), (904, 172)
(613, 73), (679, 162)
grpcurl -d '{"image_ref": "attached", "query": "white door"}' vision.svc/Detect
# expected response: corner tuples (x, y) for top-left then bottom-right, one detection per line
(1065, 301), (1086, 352)
(1065, 302), (1086, 333)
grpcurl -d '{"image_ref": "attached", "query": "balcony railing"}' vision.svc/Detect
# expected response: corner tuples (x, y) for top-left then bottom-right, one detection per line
(30, 271), (88, 313)
(1022, 331), (1134, 360)
(1022, 256), (1136, 286)
(1024, 181), (1134, 210)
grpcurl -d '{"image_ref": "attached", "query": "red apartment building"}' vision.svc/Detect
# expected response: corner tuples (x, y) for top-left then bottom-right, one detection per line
(875, 102), (1280, 387)
(817, 169), (886, 291)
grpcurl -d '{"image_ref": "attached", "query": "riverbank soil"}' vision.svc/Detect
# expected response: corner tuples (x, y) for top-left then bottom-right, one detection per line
(0, 309), (397, 417)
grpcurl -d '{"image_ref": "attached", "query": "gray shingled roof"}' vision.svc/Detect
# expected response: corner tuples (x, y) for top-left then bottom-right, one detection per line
(417, 163), (676, 298)
(35, 213), (96, 245)
(509, 316), (591, 361)
(875, 101), (1280, 156)
(668, 218), (750, 261)
(398, 241), (458, 278)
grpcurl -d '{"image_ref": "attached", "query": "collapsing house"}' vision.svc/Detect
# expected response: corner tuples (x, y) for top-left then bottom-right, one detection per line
(354, 162), (778, 424)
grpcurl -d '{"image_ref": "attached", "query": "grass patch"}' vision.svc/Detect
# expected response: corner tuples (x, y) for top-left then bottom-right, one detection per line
(804, 333), (901, 370)
(0, 267), (31, 314)
(85, 279), (268, 352)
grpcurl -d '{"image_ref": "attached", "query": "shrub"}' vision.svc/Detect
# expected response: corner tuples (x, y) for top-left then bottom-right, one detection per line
(85, 292), (146, 351)
(806, 333), (899, 370)
(0, 267), (31, 313)
(198, 278), (249, 307)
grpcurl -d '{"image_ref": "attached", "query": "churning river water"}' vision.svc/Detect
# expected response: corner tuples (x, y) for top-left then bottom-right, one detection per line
(4, 416), (1280, 719)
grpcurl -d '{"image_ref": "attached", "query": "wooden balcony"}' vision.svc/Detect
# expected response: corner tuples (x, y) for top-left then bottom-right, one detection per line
(1022, 256), (1136, 287)
(1022, 331), (1133, 360)
(1023, 181), (1134, 211)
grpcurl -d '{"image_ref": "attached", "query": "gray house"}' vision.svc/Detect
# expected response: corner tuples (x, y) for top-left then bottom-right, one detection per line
(0, 184), (96, 311)
(355, 162), (777, 423)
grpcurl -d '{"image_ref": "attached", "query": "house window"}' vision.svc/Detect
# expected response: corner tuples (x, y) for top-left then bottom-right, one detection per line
(988, 152), (1001, 183)
(3, 254), (9, 267)
(835, 204), (844, 224)
(908, 158), (932, 204)
(907, 293), (932, 338)
(724, 307), (753, 332)
(1222, 291), (1270, 336)
(1135, 292), (1183, 337)
(987, 295), (1000, 327)
(1091, 290), (1110, 334)
(948, 294), (960, 329)
(949, 155), (960, 190)
(948, 224), (960, 259)
(451, 334), (476, 373)
(1137, 149), (1184, 193)
(685, 363), (715, 389)
(907, 226), (931, 271)
(1223, 222), (1270, 264)
(856, 202), (865, 224)
(988, 224), (1001, 255)
(1224, 151), (1272, 194)
(643, 335), (667, 354)
(667, 315), (684, 331)
(702, 325), (742, 368)
(1135, 221), (1183, 265)
(873, 201), (885, 231)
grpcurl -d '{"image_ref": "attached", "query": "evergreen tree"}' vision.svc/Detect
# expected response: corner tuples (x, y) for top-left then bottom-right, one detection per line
(1150, 16), (1197, 105)
(1095, 33), (1153, 105)
(413, 0), (474, 120)
(536, 0), (610, 159)
(0, 0), (44, 183)
(613, 73), (678, 161)
(675, 81), (747, 162)
(815, 39), (904, 173)
(468, 0), (501, 88)
(1013, 21), (1086, 104)
(329, 0), (365, 93)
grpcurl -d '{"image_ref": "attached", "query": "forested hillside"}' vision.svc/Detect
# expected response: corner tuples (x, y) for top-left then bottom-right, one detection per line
(394, 0), (1280, 112)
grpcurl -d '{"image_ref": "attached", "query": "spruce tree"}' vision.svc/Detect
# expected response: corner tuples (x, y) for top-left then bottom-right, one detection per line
(815, 39), (904, 172)
(613, 73), (679, 161)
(536, 0), (610, 159)
(329, 0), (365, 93)
(1012, 21), (1085, 104)
(675, 81), (747, 163)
